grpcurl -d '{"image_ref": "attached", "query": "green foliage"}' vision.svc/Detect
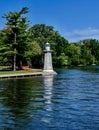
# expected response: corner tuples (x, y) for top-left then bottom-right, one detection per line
(56, 53), (68, 66)
(66, 43), (81, 65)
(63, 39), (99, 66)
(24, 41), (42, 67)
(78, 39), (99, 65)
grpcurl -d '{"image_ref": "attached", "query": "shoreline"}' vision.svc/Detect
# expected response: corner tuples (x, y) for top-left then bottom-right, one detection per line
(0, 69), (43, 80)
(0, 72), (43, 79)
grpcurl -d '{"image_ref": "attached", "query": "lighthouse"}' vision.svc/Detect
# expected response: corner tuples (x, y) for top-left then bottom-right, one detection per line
(43, 42), (57, 75)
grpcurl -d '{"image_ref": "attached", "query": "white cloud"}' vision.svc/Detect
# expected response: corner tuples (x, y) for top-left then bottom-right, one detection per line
(64, 27), (99, 42)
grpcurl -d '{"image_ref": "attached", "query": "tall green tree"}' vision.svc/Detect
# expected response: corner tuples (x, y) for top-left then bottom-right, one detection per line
(29, 24), (55, 48)
(2, 7), (29, 70)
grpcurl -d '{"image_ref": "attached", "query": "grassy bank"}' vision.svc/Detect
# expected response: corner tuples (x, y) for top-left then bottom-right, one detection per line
(0, 70), (30, 75)
(0, 69), (43, 75)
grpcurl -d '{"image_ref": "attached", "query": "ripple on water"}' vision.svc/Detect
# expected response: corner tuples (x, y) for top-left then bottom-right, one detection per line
(0, 67), (99, 129)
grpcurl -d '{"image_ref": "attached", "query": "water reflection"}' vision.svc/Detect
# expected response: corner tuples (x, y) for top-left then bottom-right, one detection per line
(43, 75), (54, 104)
(41, 75), (54, 124)
(0, 78), (43, 129)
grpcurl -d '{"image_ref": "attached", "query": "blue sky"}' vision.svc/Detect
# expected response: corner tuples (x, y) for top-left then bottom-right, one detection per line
(0, 0), (99, 42)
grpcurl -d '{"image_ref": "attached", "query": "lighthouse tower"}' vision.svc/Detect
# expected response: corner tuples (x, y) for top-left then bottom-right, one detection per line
(43, 42), (57, 75)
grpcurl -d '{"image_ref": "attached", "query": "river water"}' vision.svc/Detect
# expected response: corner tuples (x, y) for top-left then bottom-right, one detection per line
(0, 66), (99, 130)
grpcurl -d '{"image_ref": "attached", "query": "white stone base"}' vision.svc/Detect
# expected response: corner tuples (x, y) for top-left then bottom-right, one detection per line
(43, 70), (57, 75)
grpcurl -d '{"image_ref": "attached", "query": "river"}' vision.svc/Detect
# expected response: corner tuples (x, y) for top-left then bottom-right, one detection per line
(0, 66), (99, 130)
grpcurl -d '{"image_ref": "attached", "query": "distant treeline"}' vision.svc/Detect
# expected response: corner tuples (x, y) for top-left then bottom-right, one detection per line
(0, 7), (99, 70)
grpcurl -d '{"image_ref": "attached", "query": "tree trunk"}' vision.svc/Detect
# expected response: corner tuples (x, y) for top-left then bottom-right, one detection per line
(13, 33), (16, 71)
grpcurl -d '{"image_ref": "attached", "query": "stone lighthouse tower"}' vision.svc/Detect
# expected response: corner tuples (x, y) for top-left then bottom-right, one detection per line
(43, 42), (57, 75)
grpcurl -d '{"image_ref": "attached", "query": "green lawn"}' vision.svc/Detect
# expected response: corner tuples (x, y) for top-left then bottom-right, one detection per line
(0, 66), (42, 75)
(0, 70), (30, 75)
